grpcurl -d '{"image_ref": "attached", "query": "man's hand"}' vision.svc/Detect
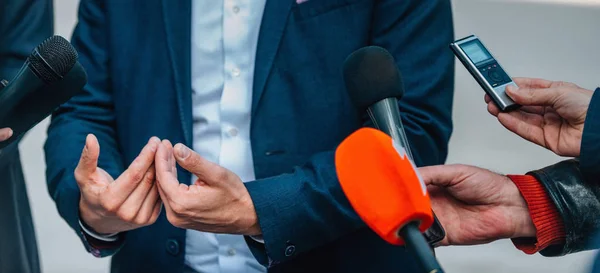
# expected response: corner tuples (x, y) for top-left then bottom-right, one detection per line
(76, 134), (162, 234)
(486, 77), (593, 157)
(419, 164), (536, 246)
(154, 140), (260, 236)
(0, 128), (13, 142)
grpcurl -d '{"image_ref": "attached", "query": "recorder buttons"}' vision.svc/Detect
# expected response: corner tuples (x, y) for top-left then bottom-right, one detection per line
(488, 70), (503, 83)
(481, 63), (510, 87)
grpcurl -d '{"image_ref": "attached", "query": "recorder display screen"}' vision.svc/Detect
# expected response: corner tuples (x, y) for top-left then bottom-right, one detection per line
(461, 40), (492, 64)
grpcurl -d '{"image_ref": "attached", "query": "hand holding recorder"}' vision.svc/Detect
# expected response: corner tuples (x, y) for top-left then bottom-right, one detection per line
(451, 35), (594, 157)
(486, 77), (593, 157)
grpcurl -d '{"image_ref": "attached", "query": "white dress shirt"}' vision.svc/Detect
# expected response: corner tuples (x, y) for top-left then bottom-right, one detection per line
(186, 0), (267, 272)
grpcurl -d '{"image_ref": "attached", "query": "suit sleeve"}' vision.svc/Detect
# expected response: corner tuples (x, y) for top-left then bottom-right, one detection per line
(244, 0), (454, 266)
(44, 0), (126, 257)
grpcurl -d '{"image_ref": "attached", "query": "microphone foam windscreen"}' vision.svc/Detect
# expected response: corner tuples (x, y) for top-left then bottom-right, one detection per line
(335, 128), (433, 245)
(29, 35), (78, 83)
(342, 46), (405, 111)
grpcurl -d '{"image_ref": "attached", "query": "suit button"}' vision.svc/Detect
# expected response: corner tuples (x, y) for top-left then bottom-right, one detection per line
(166, 239), (180, 256)
(284, 245), (296, 257)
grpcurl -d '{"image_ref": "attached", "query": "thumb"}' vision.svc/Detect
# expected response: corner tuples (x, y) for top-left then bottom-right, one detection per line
(418, 164), (469, 188)
(0, 128), (13, 142)
(76, 134), (100, 176)
(505, 84), (561, 107)
(173, 143), (224, 185)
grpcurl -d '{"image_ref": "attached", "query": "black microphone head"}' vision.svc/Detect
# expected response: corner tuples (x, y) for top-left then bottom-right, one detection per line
(28, 35), (78, 83)
(343, 46), (405, 111)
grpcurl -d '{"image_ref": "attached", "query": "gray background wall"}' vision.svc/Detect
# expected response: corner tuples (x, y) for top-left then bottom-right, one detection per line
(18, 0), (600, 272)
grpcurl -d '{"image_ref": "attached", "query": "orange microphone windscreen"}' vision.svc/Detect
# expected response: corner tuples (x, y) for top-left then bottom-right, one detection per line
(335, 127), (434, 245)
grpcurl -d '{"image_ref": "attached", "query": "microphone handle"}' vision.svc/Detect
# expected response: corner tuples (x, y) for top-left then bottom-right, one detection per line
(0, 62), (87, 149)
(399, 222), (445, 273)
(367, 98), (414, 160)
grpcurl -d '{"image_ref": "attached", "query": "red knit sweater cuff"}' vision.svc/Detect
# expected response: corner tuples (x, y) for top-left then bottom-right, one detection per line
(507, 175), (566, 254)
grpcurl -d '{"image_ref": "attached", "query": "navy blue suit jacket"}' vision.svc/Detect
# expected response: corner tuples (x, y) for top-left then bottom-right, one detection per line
(44, 1), (455, 272)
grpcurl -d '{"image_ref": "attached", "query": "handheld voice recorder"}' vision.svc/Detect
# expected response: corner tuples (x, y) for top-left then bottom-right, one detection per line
(450, 35), (520, 112)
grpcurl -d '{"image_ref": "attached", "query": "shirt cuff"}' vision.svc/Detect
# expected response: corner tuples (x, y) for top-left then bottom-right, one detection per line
(79, 219), (120, 242)
(250, 235), (265, 244)
(507, 175), (566, 254)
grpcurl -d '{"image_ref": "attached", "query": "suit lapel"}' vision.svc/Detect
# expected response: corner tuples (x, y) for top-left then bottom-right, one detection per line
(160, 0), (193, 146)
(251, 0), (295, 115)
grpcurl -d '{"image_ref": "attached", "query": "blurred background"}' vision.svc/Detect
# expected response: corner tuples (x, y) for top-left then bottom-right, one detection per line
(17, 0), (600, 272)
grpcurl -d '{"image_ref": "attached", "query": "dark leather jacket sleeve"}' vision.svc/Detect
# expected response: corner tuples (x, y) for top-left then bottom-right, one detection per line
(528, 159), (600, 256)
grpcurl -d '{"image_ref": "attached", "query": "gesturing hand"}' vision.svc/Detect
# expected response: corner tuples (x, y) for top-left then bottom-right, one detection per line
(487, 77), (593, 157)
(76, 134), (162, 234)
(419, 164), (536, 246)
(154, 140), (261, 236)
(0, 128), (13, 142)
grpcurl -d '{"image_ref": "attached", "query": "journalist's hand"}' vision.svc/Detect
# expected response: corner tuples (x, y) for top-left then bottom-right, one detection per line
(487, 77), (593, 157)
(420, 164), (535, 246)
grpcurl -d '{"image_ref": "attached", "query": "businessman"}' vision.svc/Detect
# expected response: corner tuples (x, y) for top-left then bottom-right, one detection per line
(45, 1), (455, 272)
(0, 0), (54, 272)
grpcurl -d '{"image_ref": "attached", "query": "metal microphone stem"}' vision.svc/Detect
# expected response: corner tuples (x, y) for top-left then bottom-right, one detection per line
(398, 222), (445, 273)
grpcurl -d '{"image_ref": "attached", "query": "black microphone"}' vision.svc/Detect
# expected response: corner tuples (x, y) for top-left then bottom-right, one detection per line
(342, 46), (445, 273)
(342, 46), (413, 156)
(0, 35), (87, 149)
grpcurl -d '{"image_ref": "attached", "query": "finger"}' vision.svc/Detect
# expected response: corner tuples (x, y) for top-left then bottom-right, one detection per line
(505, 84), (562, 107)
(157, 139), (178, 178)
(110, 137), (160, 200)
(75, 134), (100, 178)
(0, 128), (13, 142)
(487, 101), (500, 116)
(119, 164), (156, 221)
(155, 140), (182, 199)
(118, 137), (160, 183)
(157, 185), (174, 221)
(418, 165), (472, 188)
(134, 180), (160, 224)
(519, 105), (545, 115)
(174, 143), (225, 184)
(148, 199), (163, 223)
(484, 94), (491, 104)
(171, 143), (177, 177)
(497, 111), (546, 147)
(512, 77), (554, 89)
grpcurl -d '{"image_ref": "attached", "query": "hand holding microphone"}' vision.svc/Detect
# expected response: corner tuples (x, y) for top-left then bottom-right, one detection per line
(419, 164), (535, 246)
(0, 35), (87, 149)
